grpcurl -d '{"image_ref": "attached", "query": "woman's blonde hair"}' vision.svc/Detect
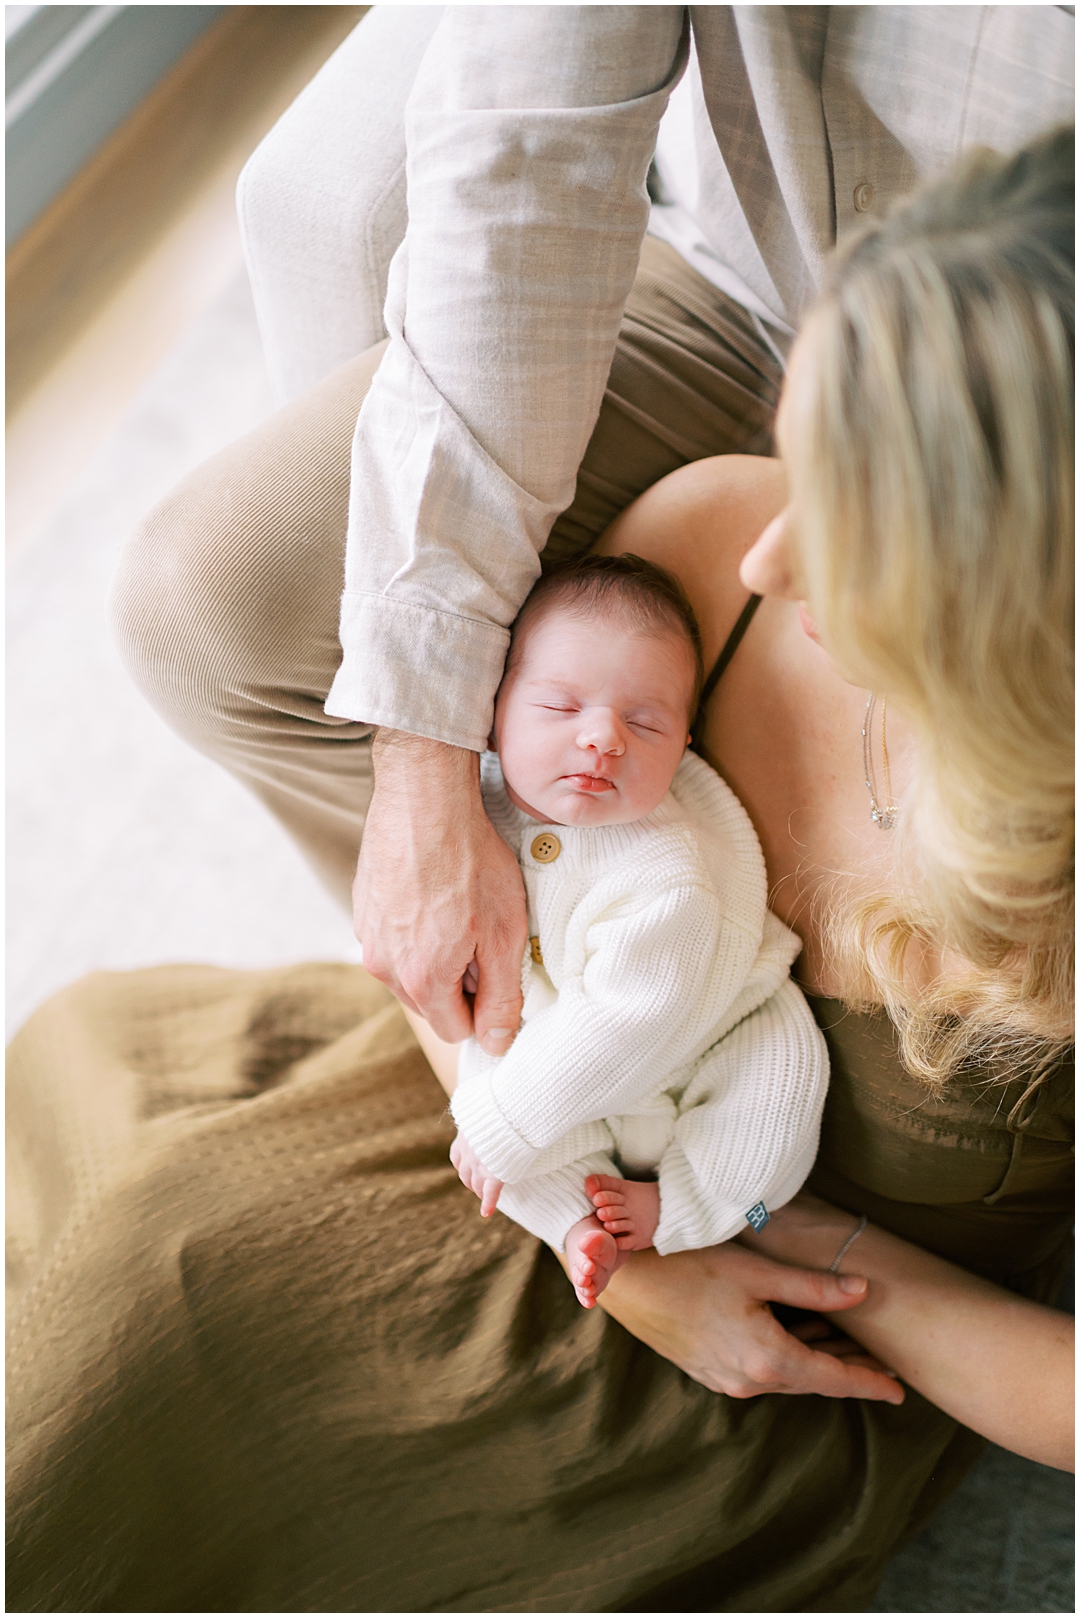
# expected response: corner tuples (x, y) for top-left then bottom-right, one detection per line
(787, 125), (1073, 1089)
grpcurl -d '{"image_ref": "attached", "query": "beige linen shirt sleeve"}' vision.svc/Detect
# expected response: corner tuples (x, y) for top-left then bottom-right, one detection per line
(325, 6), (689, 750)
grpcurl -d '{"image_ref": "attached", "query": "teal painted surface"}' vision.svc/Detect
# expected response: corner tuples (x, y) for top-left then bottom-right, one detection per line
(6, 5), (226, 246)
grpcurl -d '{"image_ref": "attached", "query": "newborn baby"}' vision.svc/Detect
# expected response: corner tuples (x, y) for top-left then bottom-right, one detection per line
(448, 554), (828, 1307)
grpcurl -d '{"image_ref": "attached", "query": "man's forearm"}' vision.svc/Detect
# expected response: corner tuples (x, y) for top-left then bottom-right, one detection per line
(325, 9), (688, 748)
(372, 728), (481, 794)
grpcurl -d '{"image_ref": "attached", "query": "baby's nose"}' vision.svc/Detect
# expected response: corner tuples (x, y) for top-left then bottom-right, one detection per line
(577, 709), (625, 755)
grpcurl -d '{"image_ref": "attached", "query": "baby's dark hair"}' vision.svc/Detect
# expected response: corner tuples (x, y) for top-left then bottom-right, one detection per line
(506, 553), (705, 715)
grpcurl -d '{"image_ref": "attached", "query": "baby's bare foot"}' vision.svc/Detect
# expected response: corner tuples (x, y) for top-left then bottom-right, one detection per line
(586, 1174), (661, 1251)
(564, 1215), (624, 1308)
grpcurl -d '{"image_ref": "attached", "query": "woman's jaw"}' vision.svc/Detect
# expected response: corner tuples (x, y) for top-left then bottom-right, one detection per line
(738, 506), (824, 648)
(738, 326), (828, 649)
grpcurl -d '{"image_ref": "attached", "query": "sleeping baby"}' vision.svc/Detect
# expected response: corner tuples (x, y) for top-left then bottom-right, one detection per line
(439, 553), (828, 1307)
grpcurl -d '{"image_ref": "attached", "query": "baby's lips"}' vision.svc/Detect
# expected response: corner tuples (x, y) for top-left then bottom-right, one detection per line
(562, 773), (616, 792)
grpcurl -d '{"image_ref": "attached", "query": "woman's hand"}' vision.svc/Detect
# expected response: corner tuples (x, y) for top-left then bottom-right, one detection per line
(596, 1240), (905, 1403)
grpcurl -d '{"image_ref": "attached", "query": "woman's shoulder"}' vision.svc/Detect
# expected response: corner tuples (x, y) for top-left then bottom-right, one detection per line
(596, 454), (787, 666)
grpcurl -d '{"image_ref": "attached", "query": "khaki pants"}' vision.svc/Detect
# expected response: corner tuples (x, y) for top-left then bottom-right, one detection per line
(108, 238), (782, 906)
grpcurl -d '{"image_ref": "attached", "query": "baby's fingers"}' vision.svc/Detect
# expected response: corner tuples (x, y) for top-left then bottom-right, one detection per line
(480, 1176), (503, 1218)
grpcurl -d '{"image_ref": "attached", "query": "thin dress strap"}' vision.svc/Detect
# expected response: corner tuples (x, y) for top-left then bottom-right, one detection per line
(689, 593), (762, 755)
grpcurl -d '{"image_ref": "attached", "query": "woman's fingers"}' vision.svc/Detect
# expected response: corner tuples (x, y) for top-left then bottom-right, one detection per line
(811, 1336), (895, 1370)
(786, 1319), (897, 1374)
(785, 1317), (830, 1341)
(714, 1313), (903, 1403)
(738, 1260), (906, 1396)
(597, 1243), (903, 1404)
(759, 1259), (869, 1313)
(781, 1333), (905, 1403)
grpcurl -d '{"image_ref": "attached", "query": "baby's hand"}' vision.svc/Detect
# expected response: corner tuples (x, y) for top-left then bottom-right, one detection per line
(587, 1174), (661, 1251)
(450, 1131), (504, 1217)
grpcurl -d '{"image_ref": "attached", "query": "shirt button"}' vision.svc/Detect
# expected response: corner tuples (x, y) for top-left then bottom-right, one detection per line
(530, 832), (561, 863)
(529, 936), (544, 964)
(853, 181), (874, 213)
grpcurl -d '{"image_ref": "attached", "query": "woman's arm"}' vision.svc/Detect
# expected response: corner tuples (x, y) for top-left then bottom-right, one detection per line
(404, 1005), (461, 1094)
(406, 1009), (1071, 1459)
(595, 1239), (907, 1404)
(742, 1194), (1074, 1471)
(408, 1007), (909, 1403)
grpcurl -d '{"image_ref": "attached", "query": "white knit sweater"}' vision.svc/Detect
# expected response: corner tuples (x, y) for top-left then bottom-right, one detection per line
(451, 751), (828, 1254)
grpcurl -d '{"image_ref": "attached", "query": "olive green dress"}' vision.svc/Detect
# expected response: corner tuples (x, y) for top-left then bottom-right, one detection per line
(6, 959), (1071, 1613)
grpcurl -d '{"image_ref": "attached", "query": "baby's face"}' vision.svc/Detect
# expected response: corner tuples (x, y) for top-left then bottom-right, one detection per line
(493, 608), (694, 826)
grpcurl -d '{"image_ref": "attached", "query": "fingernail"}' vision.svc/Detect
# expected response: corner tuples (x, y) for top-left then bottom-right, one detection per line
(838, 1275), (867, 1294)
(481, 1029), (512, 1054)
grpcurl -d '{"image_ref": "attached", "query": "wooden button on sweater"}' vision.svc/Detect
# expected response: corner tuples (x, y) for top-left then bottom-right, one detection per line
(530, 833), (561, 863)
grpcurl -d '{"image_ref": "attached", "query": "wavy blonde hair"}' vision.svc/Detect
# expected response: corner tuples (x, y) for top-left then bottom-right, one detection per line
(787, 126), (1073, 1089)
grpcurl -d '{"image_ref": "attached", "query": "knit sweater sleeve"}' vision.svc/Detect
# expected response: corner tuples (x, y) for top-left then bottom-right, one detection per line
(450, 871), (760, 1183)
(651, 976), (829, 1254)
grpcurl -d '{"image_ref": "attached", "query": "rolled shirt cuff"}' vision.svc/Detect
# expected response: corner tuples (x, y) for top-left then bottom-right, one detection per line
(325, 593), (511, 751)
(451, 1070), (614, 1185)
(450, 1072), (542, 1182)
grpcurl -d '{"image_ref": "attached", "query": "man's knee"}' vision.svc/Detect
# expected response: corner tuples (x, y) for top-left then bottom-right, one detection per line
(108, 474), (272, 742)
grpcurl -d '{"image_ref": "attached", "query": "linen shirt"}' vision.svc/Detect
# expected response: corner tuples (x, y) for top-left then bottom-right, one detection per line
(450, 750), (828, 1254)
(325, 6), (1074, 748)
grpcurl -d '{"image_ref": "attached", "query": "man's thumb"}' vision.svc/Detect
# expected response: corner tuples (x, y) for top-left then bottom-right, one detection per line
(474, 958), (522, 1056)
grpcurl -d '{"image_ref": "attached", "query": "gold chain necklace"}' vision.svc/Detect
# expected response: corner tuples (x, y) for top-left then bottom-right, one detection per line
(861, 692), (897, 830)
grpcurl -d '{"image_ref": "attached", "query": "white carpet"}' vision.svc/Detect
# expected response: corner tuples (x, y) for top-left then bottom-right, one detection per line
(7, 270), (355, 1040)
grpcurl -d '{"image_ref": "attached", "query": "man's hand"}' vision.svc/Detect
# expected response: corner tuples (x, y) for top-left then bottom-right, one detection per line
(449, 1132), (504, 1217)
(355, 730), (527, 1050)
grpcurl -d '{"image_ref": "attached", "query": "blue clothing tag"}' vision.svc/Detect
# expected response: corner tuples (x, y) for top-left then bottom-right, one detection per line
(744, 1201), (770, 1232)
